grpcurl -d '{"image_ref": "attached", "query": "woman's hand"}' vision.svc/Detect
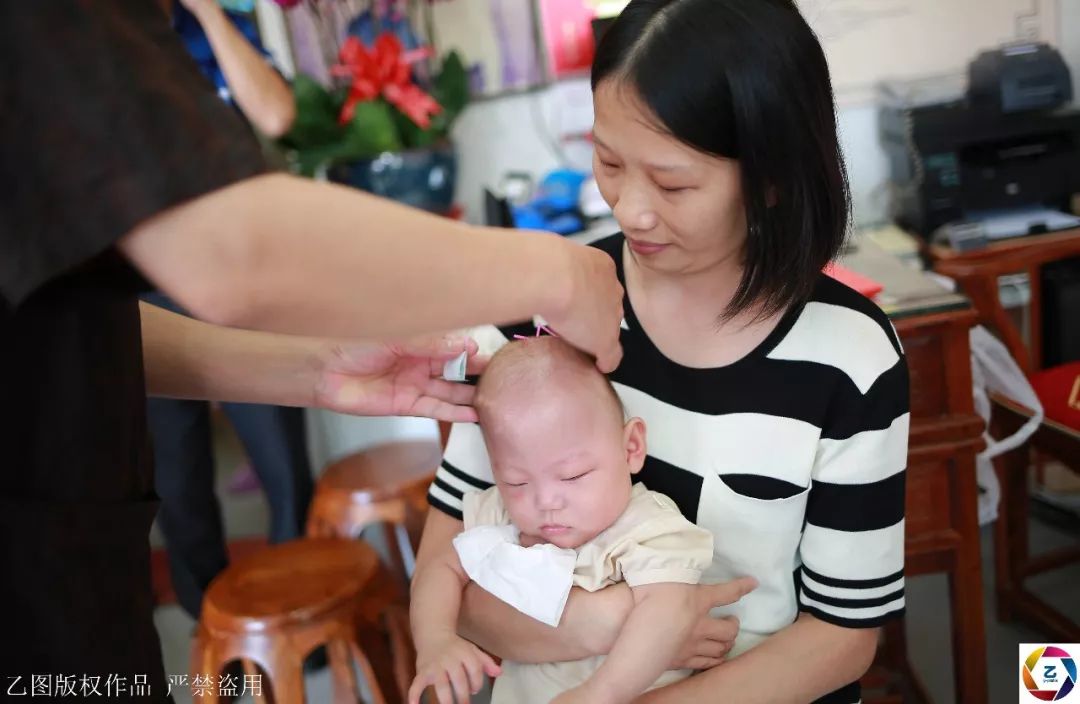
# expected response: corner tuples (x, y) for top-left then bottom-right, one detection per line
(543, 241), (624, 373)
(668, 577), (758, 671)
(314, 335), (486, 422)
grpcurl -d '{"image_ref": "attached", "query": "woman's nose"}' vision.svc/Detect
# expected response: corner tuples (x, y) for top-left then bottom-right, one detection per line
(612, 184), (658, 234)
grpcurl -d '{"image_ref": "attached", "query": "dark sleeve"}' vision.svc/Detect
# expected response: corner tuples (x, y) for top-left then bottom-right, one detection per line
(0, 2), (267, 308)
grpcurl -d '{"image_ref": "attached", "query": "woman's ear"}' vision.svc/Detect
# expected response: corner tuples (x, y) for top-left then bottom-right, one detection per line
(624, 417), (647, 474)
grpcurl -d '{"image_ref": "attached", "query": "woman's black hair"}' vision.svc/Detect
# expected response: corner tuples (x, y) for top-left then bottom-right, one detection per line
(592, 0), (850, 319)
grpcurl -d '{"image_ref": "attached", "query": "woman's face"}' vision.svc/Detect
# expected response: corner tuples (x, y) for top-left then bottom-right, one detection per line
(592, 81), (747, 277)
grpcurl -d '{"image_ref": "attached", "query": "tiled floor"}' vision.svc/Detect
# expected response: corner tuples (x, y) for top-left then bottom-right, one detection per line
(153, 418), (1079, 704)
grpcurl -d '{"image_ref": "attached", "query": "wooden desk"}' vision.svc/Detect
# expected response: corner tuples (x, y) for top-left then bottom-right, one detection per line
(844, 241), (988, 704)
(927, 225), (1080, 652)
(928, 226), (1080, 375)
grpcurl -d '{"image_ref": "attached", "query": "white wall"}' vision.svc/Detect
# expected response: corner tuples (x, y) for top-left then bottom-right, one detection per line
(451, 90), (566, 224)
(838, 104), (892, 227)
(451, 1), (1080, 228)
(451, 87), (897, 227)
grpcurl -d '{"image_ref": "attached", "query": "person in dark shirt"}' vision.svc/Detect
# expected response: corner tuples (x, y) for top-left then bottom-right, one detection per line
(0, 3), (622, 700)
(148, 0), (311, 623)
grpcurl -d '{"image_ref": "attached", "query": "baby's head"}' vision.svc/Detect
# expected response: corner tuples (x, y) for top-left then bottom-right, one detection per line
(475, 337), (646, 549)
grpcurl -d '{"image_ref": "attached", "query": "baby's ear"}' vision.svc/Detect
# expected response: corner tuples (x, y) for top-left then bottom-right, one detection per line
(624, 417), (647, 474)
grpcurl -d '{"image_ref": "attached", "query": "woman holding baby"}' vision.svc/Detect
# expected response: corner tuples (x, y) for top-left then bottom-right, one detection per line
(412, 1), (910, 703)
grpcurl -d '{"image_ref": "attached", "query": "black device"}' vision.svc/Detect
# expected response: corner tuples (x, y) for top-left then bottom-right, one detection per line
(881, 94), (1080, 237)
(1042, 256), (1080, 367)
(881, 42), (1080, 238)
(968, 42), (1073, 113)
(484, 188), (515, 228)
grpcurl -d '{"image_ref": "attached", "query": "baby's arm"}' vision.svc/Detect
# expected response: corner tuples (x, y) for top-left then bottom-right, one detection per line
(555, 582), (697, 704)
(409, 544), (502, 704)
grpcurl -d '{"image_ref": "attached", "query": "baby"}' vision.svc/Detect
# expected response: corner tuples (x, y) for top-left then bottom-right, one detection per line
(409, 336), (713, 704)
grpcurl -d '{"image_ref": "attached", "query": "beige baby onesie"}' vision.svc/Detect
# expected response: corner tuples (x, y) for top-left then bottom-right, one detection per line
(461, 483), (714, 704)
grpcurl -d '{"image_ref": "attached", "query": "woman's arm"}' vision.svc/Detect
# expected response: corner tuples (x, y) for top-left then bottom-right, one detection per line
(140, 300), (319, 405)
(180, 0), (295, 137)
(140, 301), (485, 421)
(636, 614), (879, 704)
(415, 509), (633, 663)
(120, 173), (624, 371)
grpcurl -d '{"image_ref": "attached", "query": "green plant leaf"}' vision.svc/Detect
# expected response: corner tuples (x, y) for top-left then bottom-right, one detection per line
(280, 74), (343, 150)
(433, 51), (469, 126)
(392, 108), (444, 150)
(390, 51), (469, 150)
(290, 143), (352, 177)
(287, 100), (406, 176)
(338, 100), (404, 160)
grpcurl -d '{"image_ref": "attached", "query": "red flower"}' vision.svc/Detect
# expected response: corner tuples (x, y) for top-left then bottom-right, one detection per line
(333, 34), (443, 128)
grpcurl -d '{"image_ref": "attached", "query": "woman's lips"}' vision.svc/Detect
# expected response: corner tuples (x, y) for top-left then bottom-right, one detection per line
(626, 238), (669, 255)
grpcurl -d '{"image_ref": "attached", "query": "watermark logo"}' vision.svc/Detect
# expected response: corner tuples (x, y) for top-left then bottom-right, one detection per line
(1021, 645), (1079, 701)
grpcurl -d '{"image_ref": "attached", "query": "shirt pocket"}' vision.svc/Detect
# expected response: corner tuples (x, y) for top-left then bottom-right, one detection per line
(697, 471), (809, 576)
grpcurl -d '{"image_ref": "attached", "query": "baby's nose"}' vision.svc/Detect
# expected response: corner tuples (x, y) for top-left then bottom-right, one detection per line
(535, 487), (566, 511)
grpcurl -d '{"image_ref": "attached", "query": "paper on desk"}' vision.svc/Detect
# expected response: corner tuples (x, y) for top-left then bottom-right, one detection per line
(969, 207), (1080, 240)
(840, 236), (967, 316)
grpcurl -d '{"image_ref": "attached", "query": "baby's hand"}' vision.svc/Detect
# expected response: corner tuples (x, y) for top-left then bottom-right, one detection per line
(409, 632), (501, 704)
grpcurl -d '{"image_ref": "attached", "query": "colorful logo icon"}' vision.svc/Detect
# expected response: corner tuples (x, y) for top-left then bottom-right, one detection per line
(1023, 646), (1077, 701)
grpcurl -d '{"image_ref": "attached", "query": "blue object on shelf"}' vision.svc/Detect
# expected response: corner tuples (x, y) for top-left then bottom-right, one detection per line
(509, 169), (587, 234)
(511, 206), (583, 235)
(535, 170), (588, 213)
(511, 206), (548, 231)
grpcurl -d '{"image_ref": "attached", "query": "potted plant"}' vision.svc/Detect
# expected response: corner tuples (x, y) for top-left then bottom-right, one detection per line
(279, 33), (469, 214)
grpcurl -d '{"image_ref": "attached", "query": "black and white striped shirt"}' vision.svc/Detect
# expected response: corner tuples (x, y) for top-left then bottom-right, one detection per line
(428, 233), (909, 704)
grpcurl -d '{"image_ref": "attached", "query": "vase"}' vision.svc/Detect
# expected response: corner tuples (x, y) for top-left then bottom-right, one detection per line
(327, 142), (457, 214)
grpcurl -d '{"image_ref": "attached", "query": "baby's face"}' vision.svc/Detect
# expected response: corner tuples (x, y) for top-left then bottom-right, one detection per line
(484, 387), (645, 550)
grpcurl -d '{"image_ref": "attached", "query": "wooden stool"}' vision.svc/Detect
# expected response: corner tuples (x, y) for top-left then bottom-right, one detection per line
(305, 439), (445, 699)
(306, 440), (443, 590)
(192, 538), (401, 704)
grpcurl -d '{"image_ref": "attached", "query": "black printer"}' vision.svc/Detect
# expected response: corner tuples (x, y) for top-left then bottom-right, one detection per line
(881, 42), (1080, 237)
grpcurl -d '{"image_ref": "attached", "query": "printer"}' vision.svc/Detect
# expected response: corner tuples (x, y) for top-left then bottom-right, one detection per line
(880, 42), (1080, 239)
